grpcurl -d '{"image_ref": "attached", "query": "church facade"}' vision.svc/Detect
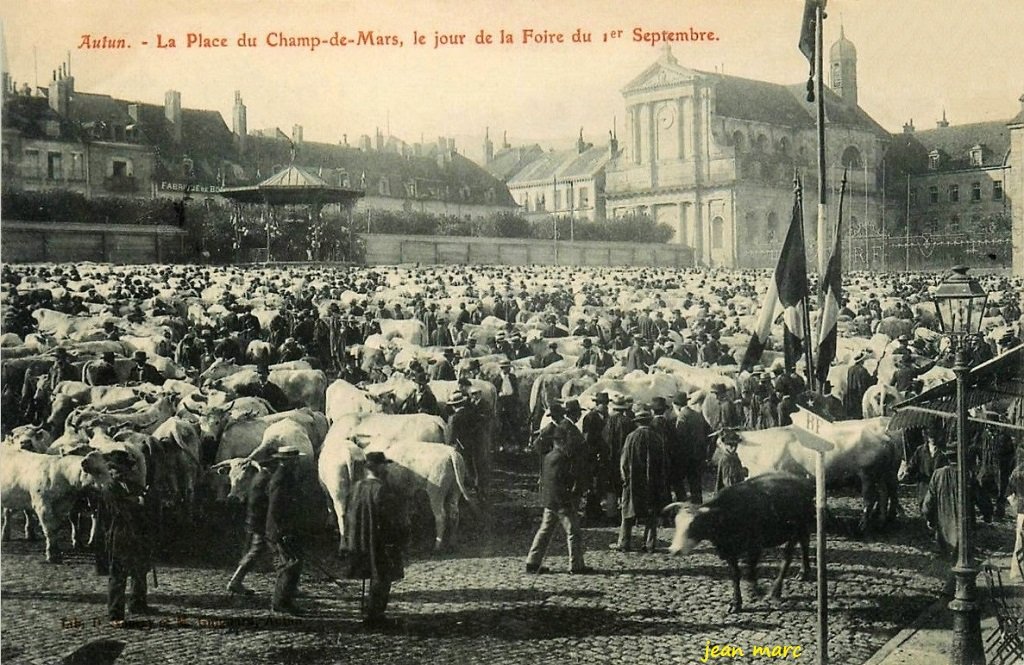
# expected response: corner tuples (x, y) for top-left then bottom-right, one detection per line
(605, 36), (892, 269)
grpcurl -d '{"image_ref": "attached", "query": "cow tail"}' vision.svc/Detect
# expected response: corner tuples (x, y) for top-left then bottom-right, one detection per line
(450, 449), (479, 513)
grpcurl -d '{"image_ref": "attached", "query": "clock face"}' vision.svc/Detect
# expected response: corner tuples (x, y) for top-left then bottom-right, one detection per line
(657, 105), (676, 129)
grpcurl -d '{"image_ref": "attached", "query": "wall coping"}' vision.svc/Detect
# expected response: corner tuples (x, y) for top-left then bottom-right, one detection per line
(3, 220), (188, 236)
(357, 232), (687, 252)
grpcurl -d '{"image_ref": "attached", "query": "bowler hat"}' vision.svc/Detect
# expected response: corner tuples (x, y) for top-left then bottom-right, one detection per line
(610, 395), (629, 411)
(102, 351), (116, 362)
(582, 338), (593, 347)
(651, 396), (668, 413)
(133, 350), (147, 361)
(718, 428), (742, 445)
(594, 392), (610, 405)
(710, 382), (728, 394)
(365, 451), (391, 466)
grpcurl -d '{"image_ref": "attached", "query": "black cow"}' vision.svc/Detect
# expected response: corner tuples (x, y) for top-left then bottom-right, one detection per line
(666, 473), (814, 612)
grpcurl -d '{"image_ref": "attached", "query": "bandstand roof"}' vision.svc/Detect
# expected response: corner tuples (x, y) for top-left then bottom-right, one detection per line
(219, 164), (365, 206)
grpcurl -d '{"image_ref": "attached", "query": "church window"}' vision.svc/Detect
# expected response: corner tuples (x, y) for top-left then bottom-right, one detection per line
(970, 182), (981, 202)
(840, 146), (862, 169)
(928, 186), (938, 204)
(710, 216), (725, 249)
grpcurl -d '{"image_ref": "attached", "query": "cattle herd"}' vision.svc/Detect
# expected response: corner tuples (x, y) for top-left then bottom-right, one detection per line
(1, 261), (1022, 615)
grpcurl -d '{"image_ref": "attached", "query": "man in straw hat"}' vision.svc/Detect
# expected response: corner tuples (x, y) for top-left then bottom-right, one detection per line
(266, 446), (309, 615)
(347, 451), (408, 629)
(610, 405), (670, 553)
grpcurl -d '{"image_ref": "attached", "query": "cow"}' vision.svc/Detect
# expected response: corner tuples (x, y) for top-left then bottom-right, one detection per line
(735, 417), (902, 531)
(666, 473), (814, 613)
(0, 447), (112, 562)
(317, 425), (367, 550)
(325, 379), (379, 425)
(378, 318), (429, 346)
(329, 412), (446, 450)
(862, 384), (902, 418)
(213, 368), (328, 413)
(5, 425), (54, 453)
(364, 439), (477, 551)
(66, 396), (175, 437)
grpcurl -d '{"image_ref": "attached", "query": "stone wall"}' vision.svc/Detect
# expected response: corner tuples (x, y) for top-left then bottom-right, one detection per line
(1, 221), (190, 264)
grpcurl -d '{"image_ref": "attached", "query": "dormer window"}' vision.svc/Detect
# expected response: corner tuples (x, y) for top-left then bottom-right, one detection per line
(45, 120), (61, 138)
(969, 145), (983, 167)
(927, 150), (940, 170)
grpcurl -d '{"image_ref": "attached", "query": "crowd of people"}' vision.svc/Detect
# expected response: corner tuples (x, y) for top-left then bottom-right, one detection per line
(2, 261), (1022, 623)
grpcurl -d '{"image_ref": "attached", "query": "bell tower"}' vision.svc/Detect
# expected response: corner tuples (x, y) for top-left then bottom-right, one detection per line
(829, 25), (858, 106)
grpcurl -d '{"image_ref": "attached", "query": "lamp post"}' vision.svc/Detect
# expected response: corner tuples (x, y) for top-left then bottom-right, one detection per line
(931, 264), (989, 665)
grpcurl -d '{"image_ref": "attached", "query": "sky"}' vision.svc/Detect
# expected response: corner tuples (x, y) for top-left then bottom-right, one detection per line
(3, 0), (1024, 162)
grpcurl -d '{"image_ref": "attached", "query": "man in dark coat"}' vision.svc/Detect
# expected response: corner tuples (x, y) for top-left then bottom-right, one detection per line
(899, 425), (949, 515)
(538, 342), (563, 368)
(430, 349), (457, 381)
(237, 364), (291, 412)
(100, 452), (153, 621)
(524, 434), (593, 575)
(347, 451), (408, 628)
(581, 392), (609, 521)
(127, 351), (165, 386)
(845, 352), (876, 419)
(674, 390), (710, 504)
(446, 392), (485, 494)
(266, 446), (309, 614)
(400, 371), (439, 416)
(611, 406), (670, 553)
(87, 351), (120, 387)
(227, 461), (272, 595)
(493, 360), (521, 451)
(601, 396), (634, 517)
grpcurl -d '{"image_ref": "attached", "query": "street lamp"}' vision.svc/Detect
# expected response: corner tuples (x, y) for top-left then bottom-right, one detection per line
(931, 264), (989, 665)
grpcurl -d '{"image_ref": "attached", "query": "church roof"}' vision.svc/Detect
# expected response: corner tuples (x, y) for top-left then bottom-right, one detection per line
(620, 48), (890, 140)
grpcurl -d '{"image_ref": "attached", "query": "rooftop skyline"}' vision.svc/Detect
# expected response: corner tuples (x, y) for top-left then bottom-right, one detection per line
(4, 1), (1023, 162)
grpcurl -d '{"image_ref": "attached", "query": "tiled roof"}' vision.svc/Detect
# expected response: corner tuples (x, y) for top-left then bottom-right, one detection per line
(483, 145), (544, 181)
(507, 145), (610, 186)
(912, 120), (1011, 169)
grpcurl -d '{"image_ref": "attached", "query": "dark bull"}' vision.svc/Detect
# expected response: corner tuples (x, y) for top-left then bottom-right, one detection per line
(665, 473), (815, 613)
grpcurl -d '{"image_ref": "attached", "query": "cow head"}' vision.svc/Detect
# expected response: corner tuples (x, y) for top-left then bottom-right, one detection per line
(79, 450), (113, 489)
(212, 458), (264, 502)
(9, 425), (53, 453)
(664, 502), (709, 555)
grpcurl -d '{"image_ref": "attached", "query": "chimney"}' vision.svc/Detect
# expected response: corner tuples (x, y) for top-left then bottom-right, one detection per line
(292, 124), (303, 144)
(375, 128), (384, 151)
(233, 91), (247, 152)
(902, 119), (915, 134)
(47, 66), (74, 117)
(576, 127), (586, 154)
(936, 109), (949, 128)
(359, 134), (372, 151)
(128, 103), (140, 123)
(447, 137), (455, 154)
(342, 133), (348, 146)
(609, 128), (619, 157)
(502, 130), (510, 150)
(164, 90), (182, 142)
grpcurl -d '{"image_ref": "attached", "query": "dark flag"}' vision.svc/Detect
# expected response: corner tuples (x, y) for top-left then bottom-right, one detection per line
(799, 0), (821, 102)
(815, 170), (847, 383)
(742, 182), (809, 372)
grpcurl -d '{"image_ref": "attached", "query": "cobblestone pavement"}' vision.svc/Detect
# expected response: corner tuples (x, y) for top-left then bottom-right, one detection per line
(2, 457), (1017, 665)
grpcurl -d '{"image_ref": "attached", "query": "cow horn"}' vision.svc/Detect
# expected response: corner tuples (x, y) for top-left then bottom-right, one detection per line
(661, 502), (686, 515)
(210, 460), (232, 474)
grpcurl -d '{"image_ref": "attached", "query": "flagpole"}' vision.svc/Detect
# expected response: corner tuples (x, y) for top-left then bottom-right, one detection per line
(815, 0), (827, 280)
(797, 176), (816, 394)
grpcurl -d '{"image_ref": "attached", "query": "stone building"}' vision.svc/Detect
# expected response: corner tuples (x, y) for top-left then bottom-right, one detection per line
(605, 37), (891, 269)
(883, 99), (1020, 272)
(505, 131), (613, 222)
(2, 67), (156, 199)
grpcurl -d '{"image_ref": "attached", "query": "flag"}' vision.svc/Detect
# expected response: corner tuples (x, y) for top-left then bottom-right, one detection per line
(798, 0), (822, 102)
(815, 171), (847, 383)
(742, 182), (810, 372)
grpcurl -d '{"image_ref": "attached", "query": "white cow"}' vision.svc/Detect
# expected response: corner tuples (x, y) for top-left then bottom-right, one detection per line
(0, 447), (112, 562)
(317, 425), (366, 550)
(325, 379), (380, 425)
(364, 439), (476, 550)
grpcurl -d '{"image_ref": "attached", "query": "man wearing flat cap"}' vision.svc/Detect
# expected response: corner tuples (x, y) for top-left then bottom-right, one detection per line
(347, 451), (408, 628)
